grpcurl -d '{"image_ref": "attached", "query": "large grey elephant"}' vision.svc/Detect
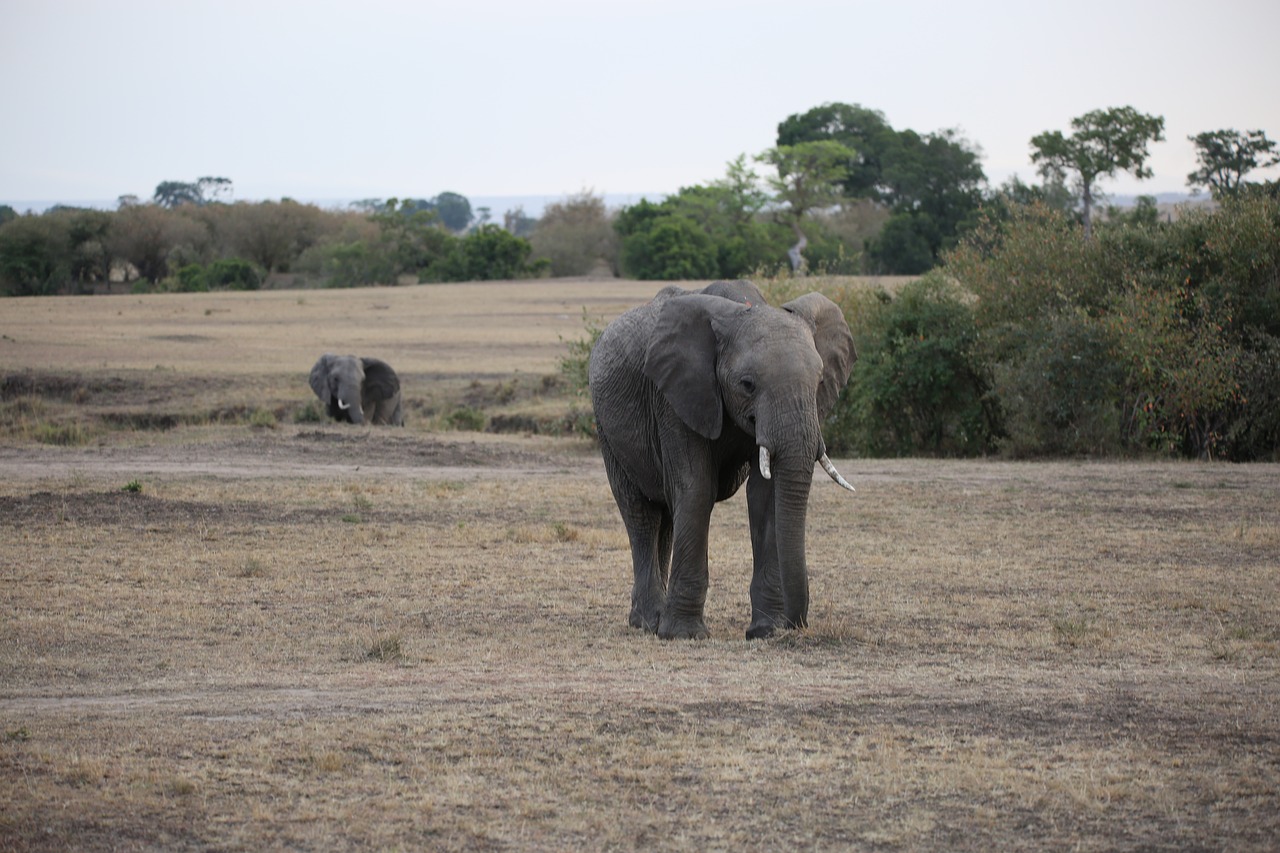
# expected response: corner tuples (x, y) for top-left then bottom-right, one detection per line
(308, 354), (404, 426)
(589, 280), (857, 640)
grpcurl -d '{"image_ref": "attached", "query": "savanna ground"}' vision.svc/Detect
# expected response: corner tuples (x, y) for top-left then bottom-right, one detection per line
(1, 279), (1278, 851)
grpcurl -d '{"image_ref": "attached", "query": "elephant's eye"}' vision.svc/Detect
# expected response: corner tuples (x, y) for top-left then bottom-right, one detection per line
(740, 377), (756, 394)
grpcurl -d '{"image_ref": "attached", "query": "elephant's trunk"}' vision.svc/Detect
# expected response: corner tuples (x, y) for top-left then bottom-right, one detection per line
(754, 399), (821, 630)
(771, 452), (815, 629)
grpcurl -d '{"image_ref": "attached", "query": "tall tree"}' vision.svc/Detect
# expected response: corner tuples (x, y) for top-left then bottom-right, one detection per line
(1187, 129), (1280, 198)
(433, 192), (474, 233)
(1030, 106), (1166, 240)
(757, 140), (854, 271)
(776, 102), (894, 199)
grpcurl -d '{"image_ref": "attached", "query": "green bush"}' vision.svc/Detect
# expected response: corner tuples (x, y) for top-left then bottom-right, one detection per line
(828, 273), (996, 456)
(206, 258), (262, 290)
(993, 306), (1124, 457)
(943, 195), (1280, 459)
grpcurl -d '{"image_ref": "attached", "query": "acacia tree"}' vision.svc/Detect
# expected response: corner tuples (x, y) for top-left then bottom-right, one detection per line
(1030, 106), (1165, 240)
(757, 140), (854, 271)
(1187, 129), (1279, 198)
(152, 177), (232, 208)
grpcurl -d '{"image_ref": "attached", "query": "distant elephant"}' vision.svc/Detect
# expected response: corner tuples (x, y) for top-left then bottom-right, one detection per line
(308, 354), (404, 426)
(589, 280), (857, 640)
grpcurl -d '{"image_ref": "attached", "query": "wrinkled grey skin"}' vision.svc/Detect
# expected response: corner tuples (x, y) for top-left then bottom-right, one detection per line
(588, 280), (856, 640)
(308, 354), (404, 426)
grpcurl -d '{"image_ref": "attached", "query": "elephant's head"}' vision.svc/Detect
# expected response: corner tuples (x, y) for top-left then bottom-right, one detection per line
(305, 350), (396, 422)
(642, 291), (857, 630)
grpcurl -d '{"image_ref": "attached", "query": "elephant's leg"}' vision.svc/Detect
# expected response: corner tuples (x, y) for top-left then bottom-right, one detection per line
(659, 495), (714, 640)
(746, 469), (784, 639)
(598, 437), (668, 632)
(623, 499), (671, 633)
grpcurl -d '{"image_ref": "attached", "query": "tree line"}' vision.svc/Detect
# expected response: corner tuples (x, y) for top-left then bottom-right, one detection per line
(3, 102), (1275, 296)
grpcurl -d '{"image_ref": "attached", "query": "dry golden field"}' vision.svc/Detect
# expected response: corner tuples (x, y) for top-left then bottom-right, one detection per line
(2, 278), (1279, 850)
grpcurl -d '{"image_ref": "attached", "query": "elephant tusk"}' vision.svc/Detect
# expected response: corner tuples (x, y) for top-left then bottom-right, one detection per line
(759, 446), (772, 480)
(819, 453), (856, 492)
(337, 398), (350, 411)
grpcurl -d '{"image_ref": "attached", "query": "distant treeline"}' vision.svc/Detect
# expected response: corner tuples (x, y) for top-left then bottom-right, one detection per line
(5, 102), (1276, 295)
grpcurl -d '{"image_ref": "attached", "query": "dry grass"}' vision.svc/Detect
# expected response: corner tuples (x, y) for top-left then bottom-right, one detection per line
(1, 279), (1278, 850)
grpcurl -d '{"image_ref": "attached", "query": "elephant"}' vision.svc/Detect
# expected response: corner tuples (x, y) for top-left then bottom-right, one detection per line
(588, 279), (857, 640)
(308, 354), (404, 426)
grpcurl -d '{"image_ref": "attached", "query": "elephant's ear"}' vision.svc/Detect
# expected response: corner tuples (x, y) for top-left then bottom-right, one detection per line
(360, 357), (400, 402)
(309, 354), (336, 403)
(642, 295), (738, 440)
(783, 293), (857, 419)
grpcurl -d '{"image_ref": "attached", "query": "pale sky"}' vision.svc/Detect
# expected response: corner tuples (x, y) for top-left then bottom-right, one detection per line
(4, 0), (1278, 208)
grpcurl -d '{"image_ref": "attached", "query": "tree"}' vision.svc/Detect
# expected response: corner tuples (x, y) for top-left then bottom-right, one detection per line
(152, 176), (232, 208)
(617, 211), (718, 280)
(1187, 129), (1280, 198)
(529, 190), (618, 277)
(153, 181), (203, 209)
(107, 204), (207, 283)
(433, 192), (473, 233)
(614, 159), (789, 279)
(776, 103), (987, 273)
(1030, 106), (1166, 240)
(757, 140), (855, 271)
(0, 214), (71, 295)
(227, 200), (331, 274)
(776, 102), (894, 199)
(434, 224), (543, 281)
(868, 128), (986, 273)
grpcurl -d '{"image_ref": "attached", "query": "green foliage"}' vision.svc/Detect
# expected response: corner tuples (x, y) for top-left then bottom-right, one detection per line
(152, 177), (232, 209)
(1030, 106), (1166, 238)
(433, 192), (474, 233)
(943, 193), (1280, 459)
(429, 224), (546, 282)
(122, 479), (143, 493)
(0, 214), (71, 295)
(829, 273), (997, 456)
(617, 212), (719, 280)
(207, 258), (261, 290)
(445, 406), (486, 431)
(558, 309), (605, 399)
(248, 407), (278, 429)
(1187, 129), (1280, 198)
(614, 164), (793, 280)
(866, 213), (936, 275)
(311, 240), (399, 288)
(775, 103), (987, 273)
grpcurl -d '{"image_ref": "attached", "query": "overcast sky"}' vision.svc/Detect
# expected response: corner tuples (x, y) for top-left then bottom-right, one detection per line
(4, 0), (1279, 208)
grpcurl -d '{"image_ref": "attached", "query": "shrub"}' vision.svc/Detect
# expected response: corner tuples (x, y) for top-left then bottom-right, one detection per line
(943, 194), (1280, 459)
(828, 273), (997, 456)
(205, 258), (262, 290)
(993, 306), (1124, 457)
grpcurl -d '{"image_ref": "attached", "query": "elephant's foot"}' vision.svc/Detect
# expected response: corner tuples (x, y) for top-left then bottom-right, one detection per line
(745, 618), (779, 640)
(629, 604), (660, 634)
(630, 590), (663, 634)
(657, 611), (710, 640)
